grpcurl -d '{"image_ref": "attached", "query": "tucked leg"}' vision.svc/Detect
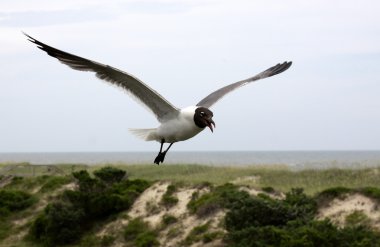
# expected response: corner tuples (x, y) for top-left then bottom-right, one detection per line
(154, 141), (174, 165)
(154, 140), (165, 165)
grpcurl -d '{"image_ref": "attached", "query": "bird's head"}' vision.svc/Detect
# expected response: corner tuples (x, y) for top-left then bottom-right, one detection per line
(194, 107), (215, 132)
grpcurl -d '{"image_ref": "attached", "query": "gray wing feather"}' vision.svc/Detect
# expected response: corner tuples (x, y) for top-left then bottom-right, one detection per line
(25, 33), (179, 123)
(196, 61), (292, 108)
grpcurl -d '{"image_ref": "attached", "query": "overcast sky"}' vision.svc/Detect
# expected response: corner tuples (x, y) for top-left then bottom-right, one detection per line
(1, 0), (379, 152)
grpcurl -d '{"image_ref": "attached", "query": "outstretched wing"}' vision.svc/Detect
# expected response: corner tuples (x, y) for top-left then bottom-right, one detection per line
(196, 61), (292, 108)
(25, 33), (180, 123)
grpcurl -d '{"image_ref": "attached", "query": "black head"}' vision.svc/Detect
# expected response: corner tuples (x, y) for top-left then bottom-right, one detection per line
(194, 107), (215, 132)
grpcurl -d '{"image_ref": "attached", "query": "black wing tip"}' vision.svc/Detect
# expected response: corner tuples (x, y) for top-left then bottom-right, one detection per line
(23, 32), (63, 58)
(268, 61), (292, 77)
(22, 31), (38, 44)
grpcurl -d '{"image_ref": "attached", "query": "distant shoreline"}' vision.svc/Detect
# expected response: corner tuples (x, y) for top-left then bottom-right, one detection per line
(1, 151), (380, 169)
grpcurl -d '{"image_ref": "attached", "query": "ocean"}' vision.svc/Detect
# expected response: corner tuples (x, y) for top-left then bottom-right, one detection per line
(1, 151), (380, 170)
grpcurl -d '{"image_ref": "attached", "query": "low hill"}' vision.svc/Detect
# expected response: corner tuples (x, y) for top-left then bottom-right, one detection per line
(1, 164), (380, 246)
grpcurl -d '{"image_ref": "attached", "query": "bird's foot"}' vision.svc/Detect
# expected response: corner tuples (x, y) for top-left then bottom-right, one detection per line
(154, 151), (167, 165)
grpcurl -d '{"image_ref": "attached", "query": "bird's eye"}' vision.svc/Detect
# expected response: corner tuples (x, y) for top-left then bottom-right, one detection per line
(200, 111), (205, 116)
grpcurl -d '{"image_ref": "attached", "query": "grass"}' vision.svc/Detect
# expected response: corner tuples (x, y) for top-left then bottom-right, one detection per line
(108, 165), (380, 195)
(3, 163), (380, 195)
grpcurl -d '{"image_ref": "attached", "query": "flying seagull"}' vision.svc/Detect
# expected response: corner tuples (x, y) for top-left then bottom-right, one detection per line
(25, 33), (292, 164)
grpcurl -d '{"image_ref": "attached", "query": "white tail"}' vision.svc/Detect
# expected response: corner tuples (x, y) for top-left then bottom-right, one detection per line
(129, 128), (158, 141)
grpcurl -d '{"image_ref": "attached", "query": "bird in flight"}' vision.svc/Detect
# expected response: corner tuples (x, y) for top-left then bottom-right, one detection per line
(25, 33), (292, 164)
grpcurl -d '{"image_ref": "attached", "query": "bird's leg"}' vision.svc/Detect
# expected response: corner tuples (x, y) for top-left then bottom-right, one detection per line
(154, 141), (174, 165)
(154, 140), (165, 165)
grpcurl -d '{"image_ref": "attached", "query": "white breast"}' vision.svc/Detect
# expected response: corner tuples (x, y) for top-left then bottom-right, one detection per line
(156, 106), (204, 143)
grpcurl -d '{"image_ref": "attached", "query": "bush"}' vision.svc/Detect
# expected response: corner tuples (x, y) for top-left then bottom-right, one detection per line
(345, 210), (370, 227)
(29, 168), (150, 246)
(262, 186), (275, 193)
(93, 166), (127, 184)
(100, 235), (115, 247)
(124, 218), (149, 241)
(359, 187), (380, 201)
(30, 202), (85, 246)
(124, 218), (159, 247)
(39, 176), (71, 193)
(135, 231), (159, 247)
(0, 189), (36, 216)
(188, 183), (249, 217)
(183, 222), (210, 246)
(317, 187), (352, 200)
(162, 214), (178, 226)
(225, 188), (380, 247)
(161, 184), (178, 208)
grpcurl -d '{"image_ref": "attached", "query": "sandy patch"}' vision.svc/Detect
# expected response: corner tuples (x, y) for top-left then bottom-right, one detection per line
(128, 181), (170, 226)
(317, 193), (380, 229)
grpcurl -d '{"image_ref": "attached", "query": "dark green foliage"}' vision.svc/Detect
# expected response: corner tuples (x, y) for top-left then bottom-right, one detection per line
(359, 187), (380, 201)
(227, 220), (380, 247)
(225, 188), (380, 247)
(39, 176), (71, 193)
(284, 188), (317, 222)
(29, 168), (150, 246)
(93, 166), (127, 184)
(188, 183), (249, 217)
(261, 186), (275, 193)
(0, 221), (11, 240)
(161, 184), (179, 208)
(345, 211), (370, 227)
(183, 222), (210, 245)
(226, 195), (298, 231)
(202, 231), (223, 243)
(30, 202), (85, 246)
(124, 218), (148, 241)
(124, 218), (159, 247)
(100, 235), (115, 247)
(317, 187), (352, 200)
(135, 231), (159, 247)
(0, 189), (36, 216)
(162, 214), (178, 226)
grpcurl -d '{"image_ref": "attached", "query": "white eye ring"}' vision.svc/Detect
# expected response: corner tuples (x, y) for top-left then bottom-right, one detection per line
(200, 111), (205, 116)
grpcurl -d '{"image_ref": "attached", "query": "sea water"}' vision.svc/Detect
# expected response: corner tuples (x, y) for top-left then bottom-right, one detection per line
(1, 151), (380, 170)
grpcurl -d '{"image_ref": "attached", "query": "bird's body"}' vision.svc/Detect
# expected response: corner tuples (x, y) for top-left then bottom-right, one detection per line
(157, 106), (204, 143)
(25, 33), (292, 164)
(130, 106), (203, 143)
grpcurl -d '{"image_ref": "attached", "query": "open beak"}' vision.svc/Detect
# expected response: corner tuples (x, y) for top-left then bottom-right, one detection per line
(207, 118), (216, 133)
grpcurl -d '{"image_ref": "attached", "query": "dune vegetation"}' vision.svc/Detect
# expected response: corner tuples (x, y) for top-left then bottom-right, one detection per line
(1, 163), (380, 246)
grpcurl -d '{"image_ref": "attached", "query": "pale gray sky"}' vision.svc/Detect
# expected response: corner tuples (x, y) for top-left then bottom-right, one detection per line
(1, 0), (379, 152)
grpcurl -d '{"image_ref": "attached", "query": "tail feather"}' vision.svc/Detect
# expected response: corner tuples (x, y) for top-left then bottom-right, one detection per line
(129, 128), (157, 141)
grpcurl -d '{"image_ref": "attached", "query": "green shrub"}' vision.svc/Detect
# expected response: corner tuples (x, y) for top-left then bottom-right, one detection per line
(284, 188), (317, 222)
(124, 218), (148, 241)
(100, 235), (115, 247)
(317, 187), (352, 199)
(225, 188), (380, 247)
(161, 184), (178, 208)
(93, 166), (127, 184)
(202, 231), (223, 243)
(183, 222), (210, 245)
(39, 176), (71, 193)
(359, 187), (380, 201)
(188, 183), (249, 217)
(135, 231), (159, 247)
(345, 210), (370, 227)
(30, 202), (85, 246)
(29, 168), (150, 246)
(262, 186), (275, 193)
(162, 214), (178, 226)
(0, 189), (36, 216)
(124, 218), (159, 247)
(0, 221), (12, 240)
